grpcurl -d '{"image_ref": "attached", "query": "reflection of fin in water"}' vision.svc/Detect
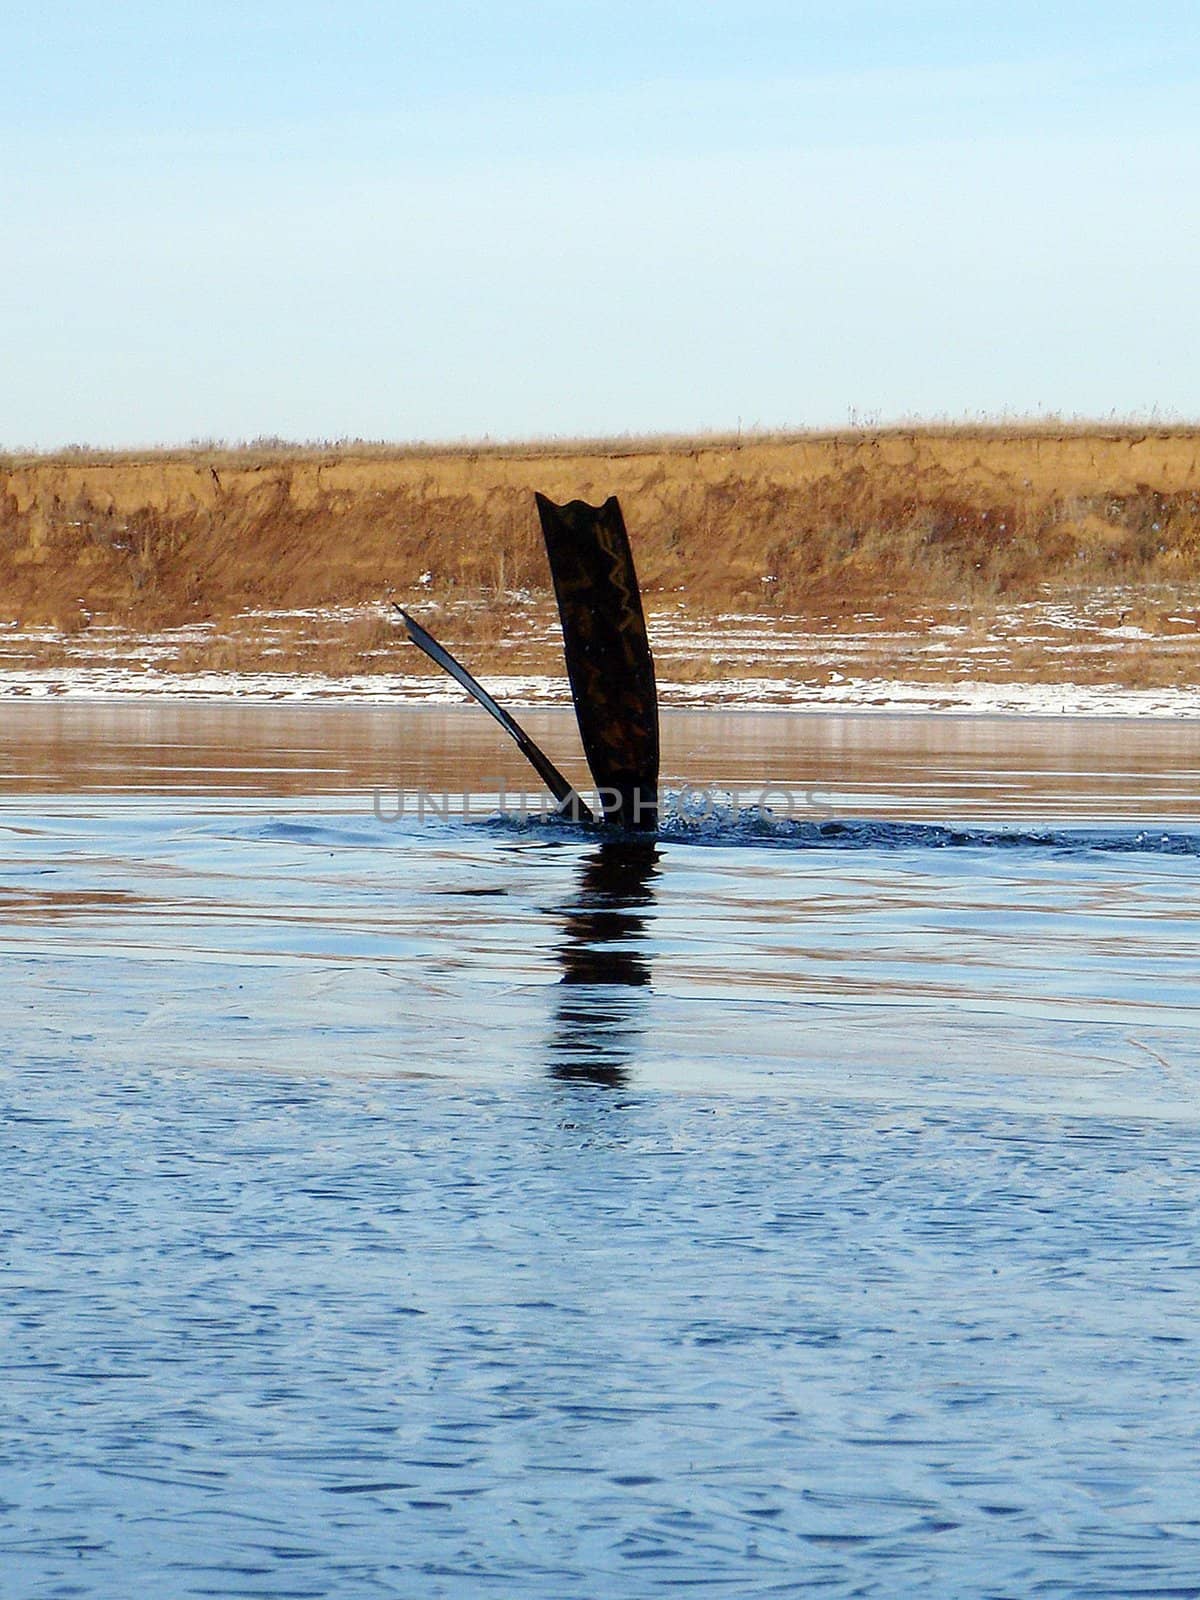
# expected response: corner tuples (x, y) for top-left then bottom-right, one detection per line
(549, 842), (660, 1087)
(535, 494), (660, 831)
(393, 605), (593, 822)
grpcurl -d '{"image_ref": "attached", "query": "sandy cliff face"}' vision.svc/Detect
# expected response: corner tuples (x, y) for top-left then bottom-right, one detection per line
(2, 429), (1200, 628)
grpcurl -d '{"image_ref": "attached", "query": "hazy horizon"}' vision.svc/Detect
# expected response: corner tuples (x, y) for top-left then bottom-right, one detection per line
(8, 412), (1200, 461)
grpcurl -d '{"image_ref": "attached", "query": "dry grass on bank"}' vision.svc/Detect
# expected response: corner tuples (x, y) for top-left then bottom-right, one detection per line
(2, 425), (1200, 689)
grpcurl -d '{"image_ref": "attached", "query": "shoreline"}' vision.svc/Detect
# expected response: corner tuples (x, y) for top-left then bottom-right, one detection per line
(2, 666), (1198, 720)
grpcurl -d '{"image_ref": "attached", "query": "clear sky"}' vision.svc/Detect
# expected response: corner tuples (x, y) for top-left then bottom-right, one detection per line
(4, 1), (1198, 448)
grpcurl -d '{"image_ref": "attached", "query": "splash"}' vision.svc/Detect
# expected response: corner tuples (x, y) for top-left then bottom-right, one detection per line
(487, 790), (1200, 856)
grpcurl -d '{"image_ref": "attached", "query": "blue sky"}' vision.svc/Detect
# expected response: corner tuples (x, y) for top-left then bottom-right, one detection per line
(3, 2), (1198, 447)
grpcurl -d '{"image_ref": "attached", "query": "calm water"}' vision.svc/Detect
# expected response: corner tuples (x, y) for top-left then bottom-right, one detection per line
(2, 703), (1200, 1598)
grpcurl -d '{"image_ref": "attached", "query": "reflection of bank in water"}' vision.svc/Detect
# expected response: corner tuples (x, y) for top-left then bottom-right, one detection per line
(549, 843), (660, 1088)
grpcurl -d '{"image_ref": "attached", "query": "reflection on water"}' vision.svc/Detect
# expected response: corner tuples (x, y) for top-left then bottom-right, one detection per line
(0, 886), (147, 919)
(5, 699), (1200, 822)
(550, 843), (660, 1087)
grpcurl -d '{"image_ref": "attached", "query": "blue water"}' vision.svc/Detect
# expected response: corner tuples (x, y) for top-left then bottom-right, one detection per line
(3, 708), (1200, 1598)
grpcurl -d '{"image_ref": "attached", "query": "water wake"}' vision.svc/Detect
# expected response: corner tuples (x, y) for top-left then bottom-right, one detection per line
(491, 790), (1200, 856)
(205, 795), (1200, 857)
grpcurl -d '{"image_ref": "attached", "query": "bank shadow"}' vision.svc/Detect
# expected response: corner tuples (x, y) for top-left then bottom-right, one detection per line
(548, 841), (661, 1087)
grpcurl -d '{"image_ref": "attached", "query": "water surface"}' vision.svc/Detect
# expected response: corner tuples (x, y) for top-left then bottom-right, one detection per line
(2, 705), (1199, 1597)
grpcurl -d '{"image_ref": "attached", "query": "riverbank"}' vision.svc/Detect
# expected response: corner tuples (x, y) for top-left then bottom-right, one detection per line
(2, 588), (1198, 716)
(5, 425), (1200, 626)
(4, 426), (1198, 710)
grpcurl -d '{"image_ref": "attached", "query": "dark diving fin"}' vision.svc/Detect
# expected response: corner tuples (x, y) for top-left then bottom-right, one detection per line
(393, 605), (594, 823)
(534, 493), (659, 830)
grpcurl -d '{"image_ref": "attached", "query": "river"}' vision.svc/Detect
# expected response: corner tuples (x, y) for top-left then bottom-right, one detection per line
(3, 703), (1199, 1597)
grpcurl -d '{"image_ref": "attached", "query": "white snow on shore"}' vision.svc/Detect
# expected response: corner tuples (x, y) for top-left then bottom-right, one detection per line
(0, 664), (1197, 718)
(2, 591), (1197, 717)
